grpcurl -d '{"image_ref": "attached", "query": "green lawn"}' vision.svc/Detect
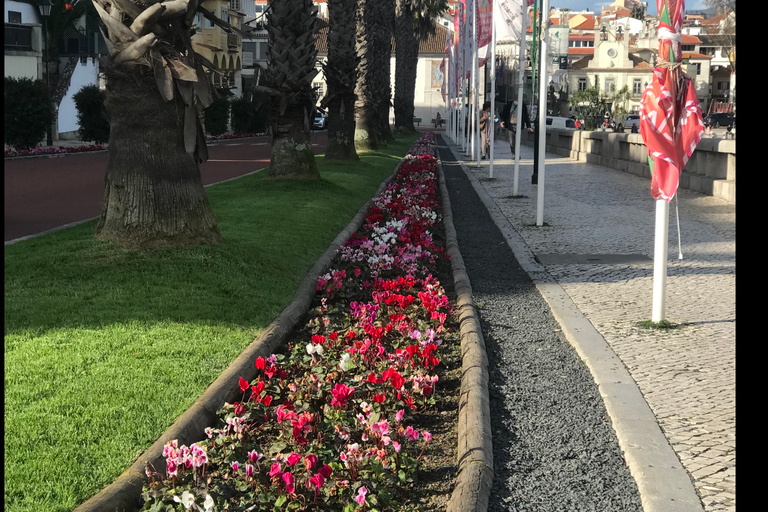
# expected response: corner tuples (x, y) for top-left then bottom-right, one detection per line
(3, 133), (419, 512)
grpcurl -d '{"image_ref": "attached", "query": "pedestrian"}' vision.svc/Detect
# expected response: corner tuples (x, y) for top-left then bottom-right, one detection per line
(725, 123), (732, 139)
(434, 111), (441, 128)
(631, 123), (639, 134)
(574, 119), (581, 130)
(500, 100), (531, 156)
(480, 102), (491, 160)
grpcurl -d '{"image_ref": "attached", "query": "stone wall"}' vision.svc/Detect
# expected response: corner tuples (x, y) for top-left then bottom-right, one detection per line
(521, 129), (736, 203)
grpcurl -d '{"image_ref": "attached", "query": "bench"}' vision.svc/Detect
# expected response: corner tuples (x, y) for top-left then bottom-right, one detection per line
(413, 117), (422, 126)
(431, 118), (445, 128)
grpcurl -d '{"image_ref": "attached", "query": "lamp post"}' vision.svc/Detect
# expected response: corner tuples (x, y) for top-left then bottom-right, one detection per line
(36, 0), (53, 146)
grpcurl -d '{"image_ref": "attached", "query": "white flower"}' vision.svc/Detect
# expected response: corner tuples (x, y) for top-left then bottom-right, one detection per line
(203, 494), (216, 512)
(339, 352), (351, 371)
(173, 490), (199, 511)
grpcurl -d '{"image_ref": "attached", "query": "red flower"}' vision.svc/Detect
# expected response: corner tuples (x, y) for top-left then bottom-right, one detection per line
(255, 357), (266, 370)
(65, 3), (74, 11)
(251, 381), (265, 397)
(261, 395), (273, 407)
(264, 364), (278, 379)
(374, 393), (386, 404)
(318, 464), (333, 479)
(239, 377), (249, 392)
(330, 383), (355, 408)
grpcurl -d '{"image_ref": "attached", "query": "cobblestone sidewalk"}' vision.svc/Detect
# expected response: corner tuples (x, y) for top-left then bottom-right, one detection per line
(458, 139), (735, 512)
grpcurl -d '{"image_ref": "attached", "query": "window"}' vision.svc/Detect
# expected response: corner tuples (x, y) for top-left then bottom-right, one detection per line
(258, 42), (268, 60)
(230, 0), (240, 12)
(8, 11), (22, 23)
(695, 63), (701, 75)
(205, 14), (214, 29)
(605, 78), (615, 93)
(578, 77), (587, 92)
(633, 78), (642, 95)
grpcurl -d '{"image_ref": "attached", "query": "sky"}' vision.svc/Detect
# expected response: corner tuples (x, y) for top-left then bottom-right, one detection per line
(551, 0), (710, 15)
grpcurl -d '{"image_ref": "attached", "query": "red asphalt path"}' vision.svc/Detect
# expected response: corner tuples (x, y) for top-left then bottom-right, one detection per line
(4, 132), (329, 243)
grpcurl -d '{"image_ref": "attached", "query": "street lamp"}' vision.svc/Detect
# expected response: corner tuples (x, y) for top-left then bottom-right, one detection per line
(36, 0), (53, 146)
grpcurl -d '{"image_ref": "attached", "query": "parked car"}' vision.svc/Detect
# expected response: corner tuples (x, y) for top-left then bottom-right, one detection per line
(703, 112), (735, 128)
(624, 114), (641, 131)
(546, 116), (577, 130)
(312, 113), (327, 130)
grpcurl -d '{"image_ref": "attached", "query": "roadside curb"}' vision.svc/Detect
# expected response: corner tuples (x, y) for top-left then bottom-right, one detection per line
(72, 166), (400, 512)
(447, 140), (705, 512)
(439, 158), (494, 512)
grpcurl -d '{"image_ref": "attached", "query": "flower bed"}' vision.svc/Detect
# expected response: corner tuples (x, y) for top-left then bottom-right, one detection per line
(4, 144), (107, 158)
(205, 133), (267, 142)
(140, 133), (457, 512)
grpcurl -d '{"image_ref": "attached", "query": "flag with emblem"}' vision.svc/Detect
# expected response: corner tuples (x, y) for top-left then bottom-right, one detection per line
(639, 0), (704, 201)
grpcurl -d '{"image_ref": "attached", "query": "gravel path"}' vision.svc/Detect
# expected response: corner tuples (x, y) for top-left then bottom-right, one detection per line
(437, 137), (645, 512)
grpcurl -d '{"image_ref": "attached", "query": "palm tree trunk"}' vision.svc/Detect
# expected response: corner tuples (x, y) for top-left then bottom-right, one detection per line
(324, 0), (359, 161)
(354, 0), (379, 151)
(267, 0), (320, 179)
(374, 0), (395, 143)
(95, 65), (221, 248)
(394, 0), (418, 133)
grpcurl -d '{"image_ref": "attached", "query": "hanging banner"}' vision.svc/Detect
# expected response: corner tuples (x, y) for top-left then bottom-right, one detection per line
(494, 0), (528, 43)
(477, 0), (493, 49)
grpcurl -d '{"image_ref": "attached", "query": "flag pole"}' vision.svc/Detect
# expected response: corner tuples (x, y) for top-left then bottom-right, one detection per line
(652, 198), (670, 321)
(473, 1), (480, 165)
(535, 0), (548, 227)
(489, 3), (496, 179)
(513, 7), (526, 196)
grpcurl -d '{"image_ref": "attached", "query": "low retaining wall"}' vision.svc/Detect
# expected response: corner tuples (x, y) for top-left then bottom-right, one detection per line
(520, 129), (735, 203)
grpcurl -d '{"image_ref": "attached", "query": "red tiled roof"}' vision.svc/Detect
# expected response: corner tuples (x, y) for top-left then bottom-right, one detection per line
(569, 47), (594, 56)
(570, 34), (595, 40)
(682, 52), (713, 60)
(682, 34), (702, 44)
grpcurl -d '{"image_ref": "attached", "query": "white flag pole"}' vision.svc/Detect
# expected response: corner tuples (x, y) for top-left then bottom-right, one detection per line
(535, 0), (548, 227)
(652, 198), (670, 321)
(512, 0), (526, 196)
(473, 1), (480, 164)
(489, 4), (496, 179)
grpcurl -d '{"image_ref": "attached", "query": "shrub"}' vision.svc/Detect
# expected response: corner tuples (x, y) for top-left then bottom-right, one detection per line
(73, 84), (110, 144)
(230, 96), (269, 134)
(204, 97), (231, 136)
(4, 77), (54, 150)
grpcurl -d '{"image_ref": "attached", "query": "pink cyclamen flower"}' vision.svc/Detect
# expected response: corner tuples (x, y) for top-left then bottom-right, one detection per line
(246, 464), (254, 478)
(354, 486), (368, 506)
(318, 464), (333, 479)
(304, 453), (318, 471)
(330, 383), (355, 408)
(423, 431), (433, 443)
(393, 441), (402, 453)
(286, 452), (302, 466)
(231, 461), (239, 472)
(309, 472), (325, 490)
(396, 409), (405, 422)
(269, 463), (283, 478)
(248, 450), (263, 463)
(282, 471), (295, 494)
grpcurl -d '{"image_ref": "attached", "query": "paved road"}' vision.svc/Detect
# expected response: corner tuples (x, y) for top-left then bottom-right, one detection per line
(4, 132), (329, 243)
(449, 135), (735, 512)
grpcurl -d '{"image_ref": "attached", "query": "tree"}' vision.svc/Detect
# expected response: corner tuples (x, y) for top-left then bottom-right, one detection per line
(393, 0), (448, 133)
(263, 0), (320, 179)
(91, 0), (228, 247)
(322, 0), (360, 161)
(373, 0), (396, 143)
(630, 5), (645, 20)
(73, 84), (110, 144)
(4, 77), (54, 150)
(354, 0), (381, 150)
(569, 87), (607, 130)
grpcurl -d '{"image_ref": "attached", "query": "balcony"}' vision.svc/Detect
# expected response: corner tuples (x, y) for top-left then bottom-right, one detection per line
(5, 24), (34, 52)
(227, 33), (240, 50)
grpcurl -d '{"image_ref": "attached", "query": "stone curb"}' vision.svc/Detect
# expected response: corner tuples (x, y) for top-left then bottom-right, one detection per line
(448, 141), (705, 512)
(439, 158), (494, 512)
(72, 166), (400, 512)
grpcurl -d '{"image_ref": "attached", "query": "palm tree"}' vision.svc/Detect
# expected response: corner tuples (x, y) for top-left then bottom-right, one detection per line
(394, 0), (448, 133)
(373, 0), (395, 143)
(322, 0), (360, 161)
(354, 0), (380, 151)
(264, 0), (320, 179)
(91, 0), (229, 247)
